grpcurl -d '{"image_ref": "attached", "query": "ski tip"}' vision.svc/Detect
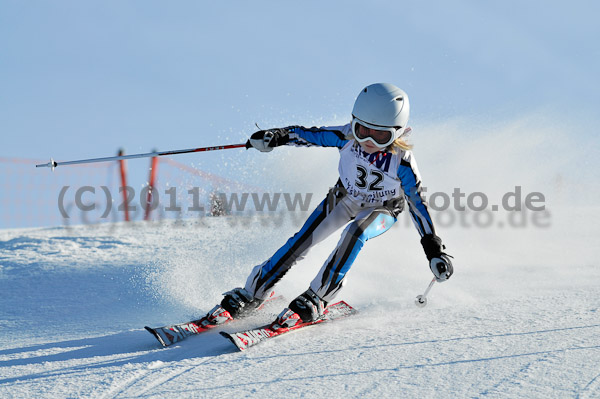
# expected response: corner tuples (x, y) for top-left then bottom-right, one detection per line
(219, 331), (247, 351)
(144, 326), (157, 335)
(145, 326), (168, 347)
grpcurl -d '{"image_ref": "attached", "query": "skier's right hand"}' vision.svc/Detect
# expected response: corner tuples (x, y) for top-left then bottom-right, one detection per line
(246, 128), (289, 152)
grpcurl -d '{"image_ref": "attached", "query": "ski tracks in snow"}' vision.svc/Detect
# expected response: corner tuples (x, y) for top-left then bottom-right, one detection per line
(576, 371), (600, 399)
(87, 310), (600, 398)
(97, 359), (208, 399)
(95, 331), (233, 399)
(2, 308), (599, 397)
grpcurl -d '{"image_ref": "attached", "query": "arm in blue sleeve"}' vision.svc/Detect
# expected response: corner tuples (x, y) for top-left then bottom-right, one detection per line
(285, 124), (351, 149)
(397, 151), (436, 238)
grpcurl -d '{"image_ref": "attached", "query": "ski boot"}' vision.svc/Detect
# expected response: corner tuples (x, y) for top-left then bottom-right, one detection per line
(287, 288), (327, 323)
(220, 287), (263, 319)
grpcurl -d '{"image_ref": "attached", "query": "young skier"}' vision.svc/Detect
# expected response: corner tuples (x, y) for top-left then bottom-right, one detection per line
(205, 83), (454, 328)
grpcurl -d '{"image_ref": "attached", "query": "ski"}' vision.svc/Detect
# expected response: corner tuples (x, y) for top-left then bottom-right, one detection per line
(220, 301), (357, 351)
(145, 293), (284, 347)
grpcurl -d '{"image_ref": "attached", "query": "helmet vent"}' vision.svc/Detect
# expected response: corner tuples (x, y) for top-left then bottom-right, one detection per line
(396, 97), (403, 101)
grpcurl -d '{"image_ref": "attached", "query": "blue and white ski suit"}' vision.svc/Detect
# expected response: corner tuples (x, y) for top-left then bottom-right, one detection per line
(244, 124), (437, 303)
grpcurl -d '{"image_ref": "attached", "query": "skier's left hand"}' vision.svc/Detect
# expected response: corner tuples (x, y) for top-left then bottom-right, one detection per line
(429, 254), (453, 282)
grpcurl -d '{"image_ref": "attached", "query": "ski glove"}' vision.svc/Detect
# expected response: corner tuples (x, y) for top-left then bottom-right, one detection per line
(247, 128), (290, 152)
(421, 234), (454, 282)
(430, 254), (454, 282)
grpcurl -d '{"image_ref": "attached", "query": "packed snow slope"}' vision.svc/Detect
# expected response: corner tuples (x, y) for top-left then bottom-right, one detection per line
(0, 216), (598, 399)
(1, 117), (599, 398)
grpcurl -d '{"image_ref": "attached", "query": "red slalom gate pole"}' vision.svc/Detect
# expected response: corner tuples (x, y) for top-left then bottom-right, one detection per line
(144, 152), (159, 221)
(118, 148), (130, 222)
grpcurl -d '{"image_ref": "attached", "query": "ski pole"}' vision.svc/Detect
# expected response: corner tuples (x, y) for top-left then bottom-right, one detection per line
(415, 277), (436, 308)
(35, 142), (251, 170)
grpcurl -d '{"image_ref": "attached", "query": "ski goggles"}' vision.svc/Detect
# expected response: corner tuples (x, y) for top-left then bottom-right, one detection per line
(351, 118), (398, 148)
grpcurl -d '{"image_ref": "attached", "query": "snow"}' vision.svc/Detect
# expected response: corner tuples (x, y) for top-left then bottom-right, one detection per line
(1, 207), (598, 398)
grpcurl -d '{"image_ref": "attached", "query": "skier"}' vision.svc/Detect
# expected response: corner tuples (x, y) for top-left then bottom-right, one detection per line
(206, 83), (454, 328)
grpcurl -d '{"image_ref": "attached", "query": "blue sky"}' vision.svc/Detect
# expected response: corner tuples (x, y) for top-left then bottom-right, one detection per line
(1, 1), (599, 227)
(2, 1), (598, 157)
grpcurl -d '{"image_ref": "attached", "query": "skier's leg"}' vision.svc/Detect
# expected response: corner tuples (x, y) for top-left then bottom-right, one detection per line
(242, 190), (352, 302)
(281, 208), (397, 324)
(308, 208), (397, 305)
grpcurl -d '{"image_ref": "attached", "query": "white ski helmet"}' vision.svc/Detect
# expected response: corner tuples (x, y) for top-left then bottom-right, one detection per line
(351, 83), (410, 147)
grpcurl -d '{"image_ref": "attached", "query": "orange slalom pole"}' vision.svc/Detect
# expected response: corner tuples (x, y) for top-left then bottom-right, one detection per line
(118, 149), (130, 222)
(144, 153), (159, 221)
